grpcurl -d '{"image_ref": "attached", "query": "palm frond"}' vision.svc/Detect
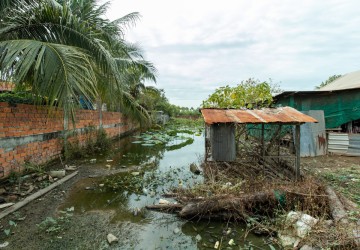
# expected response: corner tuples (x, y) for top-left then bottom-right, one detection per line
(0, 39), (97, 120)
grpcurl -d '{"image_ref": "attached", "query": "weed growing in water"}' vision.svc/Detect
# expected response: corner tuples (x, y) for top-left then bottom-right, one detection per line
(64, 127), (112, 159)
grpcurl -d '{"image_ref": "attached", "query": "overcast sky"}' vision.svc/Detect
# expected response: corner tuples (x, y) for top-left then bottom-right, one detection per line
(105, 0), (360, 108)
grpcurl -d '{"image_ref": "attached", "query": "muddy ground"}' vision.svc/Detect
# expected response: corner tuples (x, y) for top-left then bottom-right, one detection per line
(0, 155), (359, 250)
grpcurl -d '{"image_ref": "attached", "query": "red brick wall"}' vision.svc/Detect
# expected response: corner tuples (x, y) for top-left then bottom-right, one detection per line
(0, 102), (138, 177)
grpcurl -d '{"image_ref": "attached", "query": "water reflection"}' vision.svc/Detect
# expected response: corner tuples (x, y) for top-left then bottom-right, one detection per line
(61, 131), (272, 249)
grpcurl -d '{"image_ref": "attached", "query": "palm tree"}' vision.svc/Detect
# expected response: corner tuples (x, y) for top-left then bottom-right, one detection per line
(0, 0), (157, 124)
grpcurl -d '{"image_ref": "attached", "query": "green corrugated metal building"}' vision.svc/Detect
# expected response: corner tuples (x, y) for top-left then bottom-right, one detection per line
(274, 89), (360, 129)
(274, 70), (360, 129)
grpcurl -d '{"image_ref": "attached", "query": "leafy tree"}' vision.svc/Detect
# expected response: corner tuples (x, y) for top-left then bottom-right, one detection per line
(0, 0), (156, 124)
(316, 74), (342, 89)
(202, 78), (279, 109)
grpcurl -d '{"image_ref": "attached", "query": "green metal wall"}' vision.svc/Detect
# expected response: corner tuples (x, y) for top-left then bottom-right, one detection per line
(276, 90), (360, 129)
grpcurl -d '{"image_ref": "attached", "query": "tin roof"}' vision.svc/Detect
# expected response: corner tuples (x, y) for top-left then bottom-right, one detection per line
(319, 70), (360, 91)
(201, 107), (318, 125)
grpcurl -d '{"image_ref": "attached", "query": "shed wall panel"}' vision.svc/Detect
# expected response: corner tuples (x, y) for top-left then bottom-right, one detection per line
(211, 123), (236, 161)
(328, 133), (349, 154)
(299, 110), (327, 156)
(347, 134), (360, 156)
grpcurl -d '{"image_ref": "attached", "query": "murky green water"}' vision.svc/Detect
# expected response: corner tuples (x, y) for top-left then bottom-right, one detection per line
(61, 131), (274, 249)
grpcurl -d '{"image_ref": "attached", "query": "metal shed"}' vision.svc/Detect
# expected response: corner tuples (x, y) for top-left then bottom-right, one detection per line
(201, 107), (318, 180)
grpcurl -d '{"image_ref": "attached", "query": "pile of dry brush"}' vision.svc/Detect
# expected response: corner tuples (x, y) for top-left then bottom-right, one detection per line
(147, 161), (360, 249)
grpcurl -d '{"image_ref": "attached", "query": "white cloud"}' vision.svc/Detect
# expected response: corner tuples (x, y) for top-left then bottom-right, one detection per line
(106, 0), (360, 107)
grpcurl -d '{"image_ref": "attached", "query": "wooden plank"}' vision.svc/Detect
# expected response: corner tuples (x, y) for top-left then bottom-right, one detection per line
(0, 203), (14, 209)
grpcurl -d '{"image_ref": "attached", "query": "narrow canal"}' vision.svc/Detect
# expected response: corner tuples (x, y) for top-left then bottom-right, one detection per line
(60, 127), (268, 249)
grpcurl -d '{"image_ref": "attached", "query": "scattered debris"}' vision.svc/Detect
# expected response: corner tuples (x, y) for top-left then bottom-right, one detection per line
(228, 239), (235, 246)
(107, 233), (118, 244)
(65, 165), (77, 171)
(133, 207), (140, 216)
(158, 199), (170, 205)
(49, 170), (66, 178)
(189, 163), (201, 175)
(0, 242), (9, 248)
(0, 171), (78, 220)
(21, 185), (34, 196)
(36, 175), (47, 182)
(279, 211), (319, 248)
(195, 234), (202, 242)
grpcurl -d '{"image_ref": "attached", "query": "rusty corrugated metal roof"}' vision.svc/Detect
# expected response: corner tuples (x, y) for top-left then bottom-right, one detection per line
(201, 107), (318, 125)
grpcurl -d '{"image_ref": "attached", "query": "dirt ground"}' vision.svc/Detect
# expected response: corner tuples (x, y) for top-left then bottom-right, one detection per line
(0, 155), (358, 249)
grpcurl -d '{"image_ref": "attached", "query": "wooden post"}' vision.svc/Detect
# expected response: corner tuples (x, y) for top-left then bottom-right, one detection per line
(277, 125), (282, 164)
(205, 123), (208, 161)
(63, 104), (69, 158)
(261, 124), (265, 175)
(295, 124), (301, 181)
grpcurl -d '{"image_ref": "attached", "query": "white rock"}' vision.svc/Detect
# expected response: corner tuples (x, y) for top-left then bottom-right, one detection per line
(173, 227), (180, 234)
(295, 220), (312, 238)
(106, 160), (113, 162)
(279, 234), (299, 247)
(195, 234), (202, 242)
(99, 184), (105, 187)
(159, 199), (170, 204)
(107, 233), (118, 244)
(300, 245), (316, 250)
(228, 239), (235, 246)
(90, 159), (96, 163)
(300, 214), (318, 227)
(0, 242), (9, 248)
(49, 170), (66, 178)
(131, 172), (140, 176)
(214, 241), (219, 249)
(286, 211), (301, 225)
(65, 165), (77, 171)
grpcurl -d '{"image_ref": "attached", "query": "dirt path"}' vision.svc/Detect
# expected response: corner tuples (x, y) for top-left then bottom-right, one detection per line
(302, 155), (360, 207)
(0, 161), (142, 249)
